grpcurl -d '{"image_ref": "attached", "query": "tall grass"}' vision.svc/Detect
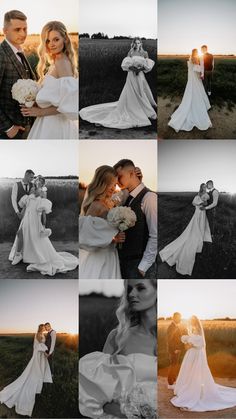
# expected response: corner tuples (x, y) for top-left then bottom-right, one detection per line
(158, 320), (236, 378)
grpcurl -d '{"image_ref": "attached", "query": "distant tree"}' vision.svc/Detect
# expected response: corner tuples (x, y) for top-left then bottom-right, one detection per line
(113, 35), (132, 40)
(79, 33), (90, 39)
(91, 32), (108, 39)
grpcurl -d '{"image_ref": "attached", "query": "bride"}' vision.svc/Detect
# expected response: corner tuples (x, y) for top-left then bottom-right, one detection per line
(168, 49), (212, 132)
(79, 279), (157, 418)
(171, 315), (236, 412)
(159, 183), (212, 276)
(0, 324), (52, 417)
(79, 37), (157, 129)
(9, 184), (79, 276)
(21, 21), (78, 139)
(79, 165), (125, 279)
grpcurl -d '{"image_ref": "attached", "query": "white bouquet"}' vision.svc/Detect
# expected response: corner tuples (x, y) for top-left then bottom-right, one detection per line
(12, 79), (39, 107)
(107, 206), (136, 232)
(118, 384), (157, 419)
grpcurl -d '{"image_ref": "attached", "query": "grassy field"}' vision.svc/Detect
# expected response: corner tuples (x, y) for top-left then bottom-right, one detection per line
(0, 178), (78, 242)
(158, 192), (236, 278)
(158, 319), (236, 378)
(0, 333), (79, 418)
(0, 34), (78, 74)
(158, 55), (236, 106)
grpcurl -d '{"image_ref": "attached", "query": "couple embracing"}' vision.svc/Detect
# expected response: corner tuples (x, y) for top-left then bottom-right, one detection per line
(167, 312), (236, 412)
(0, 10), (78, 140)
(9, 169), (78, 276)
(79, 159), (157, 279)
(0, 323), (56, 417)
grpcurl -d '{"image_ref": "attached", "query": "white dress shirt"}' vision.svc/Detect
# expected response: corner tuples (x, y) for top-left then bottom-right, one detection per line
(11, 180), (28, 214)
(5, 38), (23, 62)
(49, 330), (57, 355)
(205, 188), (219, 210)
(127, 182), (157, 273)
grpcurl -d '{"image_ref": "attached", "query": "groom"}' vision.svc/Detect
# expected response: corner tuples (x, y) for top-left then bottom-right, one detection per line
(113, 159), (157, 279)
(201, 45), (214, 96)
(167, 312), (187, 388)
(0, 10), (36, 139)
(45, 322), (57, 376)
(200, 180), (219, 239)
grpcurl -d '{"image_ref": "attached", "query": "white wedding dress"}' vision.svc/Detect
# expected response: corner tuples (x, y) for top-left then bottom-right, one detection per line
(168, 60), (212, 132)
(79, 56), (156, 129)
(9, 194), (79, 276)
(159, 194), (212, 276)
(171, 334), (236, 412)
(79, 352), (157, 418)
(79, 215), (121, 279)
(28, 75), (78, 139)
(0, 336), (52, 417)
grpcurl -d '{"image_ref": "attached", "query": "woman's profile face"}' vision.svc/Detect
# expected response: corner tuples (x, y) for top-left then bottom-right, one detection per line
(127, 279), (157, 312)
(46, 30), (64, 55)
(105, 176), (117, 198)
(202, 184), (206, 192)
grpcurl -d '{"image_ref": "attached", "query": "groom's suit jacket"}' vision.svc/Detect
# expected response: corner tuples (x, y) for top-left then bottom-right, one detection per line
(45, 329), (57, 356)
(167, 322), (186, 356)
(0, 39), (36, 135)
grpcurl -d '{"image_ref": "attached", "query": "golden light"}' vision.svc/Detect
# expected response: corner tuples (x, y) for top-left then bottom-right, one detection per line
(115, 185), (121, 192)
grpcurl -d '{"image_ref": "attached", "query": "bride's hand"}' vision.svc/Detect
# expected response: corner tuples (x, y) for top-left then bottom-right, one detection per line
(20, 105), (43, 117)
(113, 232), (126, 243)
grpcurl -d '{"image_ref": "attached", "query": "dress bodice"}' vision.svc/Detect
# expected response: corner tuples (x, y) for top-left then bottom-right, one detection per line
(121, 56), (155, 73)
(125, 353), (157, 382)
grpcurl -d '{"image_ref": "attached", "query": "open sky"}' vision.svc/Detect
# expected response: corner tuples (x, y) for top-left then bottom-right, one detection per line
(0, 280), (78, 334)
(0, 0), (78, 34)
(79, 279), (124, 297)
(0, 141), (78, 178)
(79, 140), (157, 191)
(159, 140), (236, 193)
(159, 0), (236, 55)
(158, 280), (236, 319)
(79, 0), (157, 38)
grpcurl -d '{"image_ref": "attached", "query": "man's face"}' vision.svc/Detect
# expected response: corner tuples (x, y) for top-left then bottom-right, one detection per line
(206, 182), (213, 190)
(45, 324), (51, 332)
(25, 173), (35, 184)
(174, 314), (181, 324)
(116, 166), (133, 189)
(3, 19), (27, 47)
(201, 47), (207, 54)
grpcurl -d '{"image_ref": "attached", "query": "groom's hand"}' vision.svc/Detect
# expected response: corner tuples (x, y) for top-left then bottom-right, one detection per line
(138, 269), (145, 277)
(17, 211), (23, 220)
(7, 125), (25, 139)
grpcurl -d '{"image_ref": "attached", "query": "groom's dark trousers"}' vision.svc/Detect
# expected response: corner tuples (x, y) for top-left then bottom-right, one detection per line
(167, 322), (184, 385)
(207, 208), (216, 238)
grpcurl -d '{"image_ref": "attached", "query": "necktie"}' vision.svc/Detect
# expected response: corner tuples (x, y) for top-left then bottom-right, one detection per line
(16, 52), (32, 77)
(24, 184), (28, 193)
(125, 194), (133, 206)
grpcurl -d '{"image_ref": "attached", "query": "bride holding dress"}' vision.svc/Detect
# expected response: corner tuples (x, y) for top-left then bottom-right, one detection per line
(21, 21), (78, 139)
(79, 37), (157, 129)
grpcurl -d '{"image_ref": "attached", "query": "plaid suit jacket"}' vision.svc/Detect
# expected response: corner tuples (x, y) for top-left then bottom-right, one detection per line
(0, 39), (36, 134)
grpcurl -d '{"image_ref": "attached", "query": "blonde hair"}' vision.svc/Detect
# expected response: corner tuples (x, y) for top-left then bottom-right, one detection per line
(80, 165), (117, 215)
(129, 37), (145, 56)
(189, 315), (202, 335)
(36, 324), (45, 342)
(190, 48), (200, 65)
(114, 279), (157, 355)
(37, 21), (78, 82)
(4, 10), (27, 27)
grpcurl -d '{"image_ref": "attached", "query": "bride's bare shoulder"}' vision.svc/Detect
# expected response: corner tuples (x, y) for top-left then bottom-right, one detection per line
(54, 55), (73, 77)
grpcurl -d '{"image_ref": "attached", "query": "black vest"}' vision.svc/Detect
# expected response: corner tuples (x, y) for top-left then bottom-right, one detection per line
(204, 53), (213, 71)
(16, 181), (33, 210)
(208, 188), (215, 205)
(118, 186), (150, 260)
(45, 329), (54, 352)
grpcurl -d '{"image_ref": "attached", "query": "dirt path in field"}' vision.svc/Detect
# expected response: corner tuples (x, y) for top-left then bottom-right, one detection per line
(0, 241), (78, 279)
(79, 119), (157, 139)
(158, 376), (236, 418)
(158, 97), (236, 139)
